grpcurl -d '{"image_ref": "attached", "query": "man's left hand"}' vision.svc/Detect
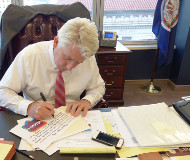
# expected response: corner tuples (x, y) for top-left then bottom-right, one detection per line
(66, 99), (91, 117)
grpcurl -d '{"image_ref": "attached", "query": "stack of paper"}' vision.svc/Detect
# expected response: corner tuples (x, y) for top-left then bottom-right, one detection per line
(10, 107), (91, 155)
(118, 102), (190, 148)
(10, 107), (115, 156)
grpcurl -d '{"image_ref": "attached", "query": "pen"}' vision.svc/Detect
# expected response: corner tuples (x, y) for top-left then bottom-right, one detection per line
(40, 92), (54, 118)
(16, 149), (35, 160)
(40, 92), (47, 101)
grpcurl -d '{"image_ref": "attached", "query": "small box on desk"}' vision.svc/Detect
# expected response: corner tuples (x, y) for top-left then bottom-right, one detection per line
(0, 140), (16, 160)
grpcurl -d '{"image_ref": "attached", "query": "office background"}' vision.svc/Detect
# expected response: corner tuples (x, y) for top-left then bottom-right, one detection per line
(0, 0), (190, 86)
(125, 0), (190, 86)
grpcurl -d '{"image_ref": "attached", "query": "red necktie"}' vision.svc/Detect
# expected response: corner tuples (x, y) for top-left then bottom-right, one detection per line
(55, 71), (66, 108)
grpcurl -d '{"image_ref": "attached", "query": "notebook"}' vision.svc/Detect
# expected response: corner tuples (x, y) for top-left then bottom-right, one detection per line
(0, 140), (16, 160)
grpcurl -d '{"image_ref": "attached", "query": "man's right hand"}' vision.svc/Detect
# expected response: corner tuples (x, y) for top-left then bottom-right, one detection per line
(27, 102), (55, 120)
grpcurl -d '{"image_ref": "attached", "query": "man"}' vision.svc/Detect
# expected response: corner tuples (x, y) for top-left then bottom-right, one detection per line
(0, 17), (105, 120)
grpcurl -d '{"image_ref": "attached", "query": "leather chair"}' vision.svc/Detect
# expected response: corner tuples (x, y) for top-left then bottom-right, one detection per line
(0, 5), (108, 111)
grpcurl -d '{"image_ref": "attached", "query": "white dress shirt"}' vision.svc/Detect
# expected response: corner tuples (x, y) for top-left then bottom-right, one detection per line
(0, 41), (105, 116)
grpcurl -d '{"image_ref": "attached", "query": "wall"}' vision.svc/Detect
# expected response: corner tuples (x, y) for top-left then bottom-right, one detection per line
(125, 49), (171, 80)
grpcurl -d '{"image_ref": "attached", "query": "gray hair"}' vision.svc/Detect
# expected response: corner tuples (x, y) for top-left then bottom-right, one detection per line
(57, 17), (99, 58)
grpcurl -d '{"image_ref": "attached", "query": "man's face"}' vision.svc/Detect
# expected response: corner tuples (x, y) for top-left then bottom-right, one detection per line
(53, 37), (85, 72)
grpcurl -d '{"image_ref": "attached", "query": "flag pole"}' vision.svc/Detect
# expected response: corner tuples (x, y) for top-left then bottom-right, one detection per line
(142, 47), (161, 93)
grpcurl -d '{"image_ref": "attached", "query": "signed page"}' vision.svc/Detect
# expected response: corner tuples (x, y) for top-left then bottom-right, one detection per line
(10, 109), (78, 151)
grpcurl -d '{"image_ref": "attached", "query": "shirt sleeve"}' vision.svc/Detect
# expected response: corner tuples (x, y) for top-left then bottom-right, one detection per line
(0, 50), (33, 116)
(82, 56), (105, 107)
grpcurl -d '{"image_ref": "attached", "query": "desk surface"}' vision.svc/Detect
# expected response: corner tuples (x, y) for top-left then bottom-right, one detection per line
(0, 111), (117, 160)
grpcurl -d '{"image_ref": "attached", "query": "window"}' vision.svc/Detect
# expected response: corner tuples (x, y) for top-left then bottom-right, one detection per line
(103, 0), (157, 41)
(23, 0), (58, 5)
(0, 0), (11, 42)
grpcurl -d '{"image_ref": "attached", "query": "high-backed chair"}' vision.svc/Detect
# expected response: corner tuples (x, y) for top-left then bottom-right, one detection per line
(0, 3), (108, 111)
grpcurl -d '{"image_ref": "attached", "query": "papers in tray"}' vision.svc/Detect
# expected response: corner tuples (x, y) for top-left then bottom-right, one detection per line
(118, 102), (190, 148)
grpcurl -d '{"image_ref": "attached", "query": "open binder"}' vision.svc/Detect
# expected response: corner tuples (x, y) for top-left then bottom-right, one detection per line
(118, 102), (190, 147)
(173, 100), (190, 125)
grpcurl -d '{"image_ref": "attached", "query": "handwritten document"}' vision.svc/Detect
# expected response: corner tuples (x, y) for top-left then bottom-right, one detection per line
(10, 109), (78, 151)
(57, 110), (107, 148)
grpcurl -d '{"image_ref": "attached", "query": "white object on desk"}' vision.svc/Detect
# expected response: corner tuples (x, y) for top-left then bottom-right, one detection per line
(101, 111), (120, 134)
(111, 108), (138, 147)
(182, 96), (190, 101)
(118, 102), (190, 148)
(57, 110), (106, 148)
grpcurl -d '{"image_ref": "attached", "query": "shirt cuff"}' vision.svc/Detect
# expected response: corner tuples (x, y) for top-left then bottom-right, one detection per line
(82, 95), (97, 109)
(18, 99), (33, 116)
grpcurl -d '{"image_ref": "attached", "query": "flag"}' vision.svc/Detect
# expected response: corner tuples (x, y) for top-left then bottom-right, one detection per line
(152, 0), (180, 69)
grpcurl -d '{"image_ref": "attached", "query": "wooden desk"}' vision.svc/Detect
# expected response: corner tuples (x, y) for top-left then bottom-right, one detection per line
(97, 42), (131, 106)
(0, 111), (117, 160)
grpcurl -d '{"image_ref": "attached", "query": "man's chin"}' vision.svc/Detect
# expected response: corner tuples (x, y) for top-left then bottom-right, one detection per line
(58, 67), (66, 72)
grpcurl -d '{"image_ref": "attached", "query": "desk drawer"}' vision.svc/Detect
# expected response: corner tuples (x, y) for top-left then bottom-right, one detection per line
(104, 77), (123, 88)
(104, 89), (123, 100)
(97, 55), (126, 65)
(99, 66), (125, 77)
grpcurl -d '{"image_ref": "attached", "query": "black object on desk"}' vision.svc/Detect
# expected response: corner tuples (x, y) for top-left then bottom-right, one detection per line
(173, 100), (190, 125)
(16, 149), (34, 160)
(0, 110), (117, 160)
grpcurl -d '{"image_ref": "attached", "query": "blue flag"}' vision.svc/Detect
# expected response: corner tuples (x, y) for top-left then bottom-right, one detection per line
(152, 0), (180, 69)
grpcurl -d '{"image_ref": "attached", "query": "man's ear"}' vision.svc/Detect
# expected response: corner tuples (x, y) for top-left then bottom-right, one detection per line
(53, 36), (58, 49)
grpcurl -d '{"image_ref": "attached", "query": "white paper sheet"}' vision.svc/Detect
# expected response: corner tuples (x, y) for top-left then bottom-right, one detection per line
(58, 110), (107, 148)
(182, 96), (190, 101)
(101, 111), (119, 134)
(57, 130), (108, 148)
(111, 108), (138, 147)
(83, 110), (106, 133)
(18, 139), (35, 151)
